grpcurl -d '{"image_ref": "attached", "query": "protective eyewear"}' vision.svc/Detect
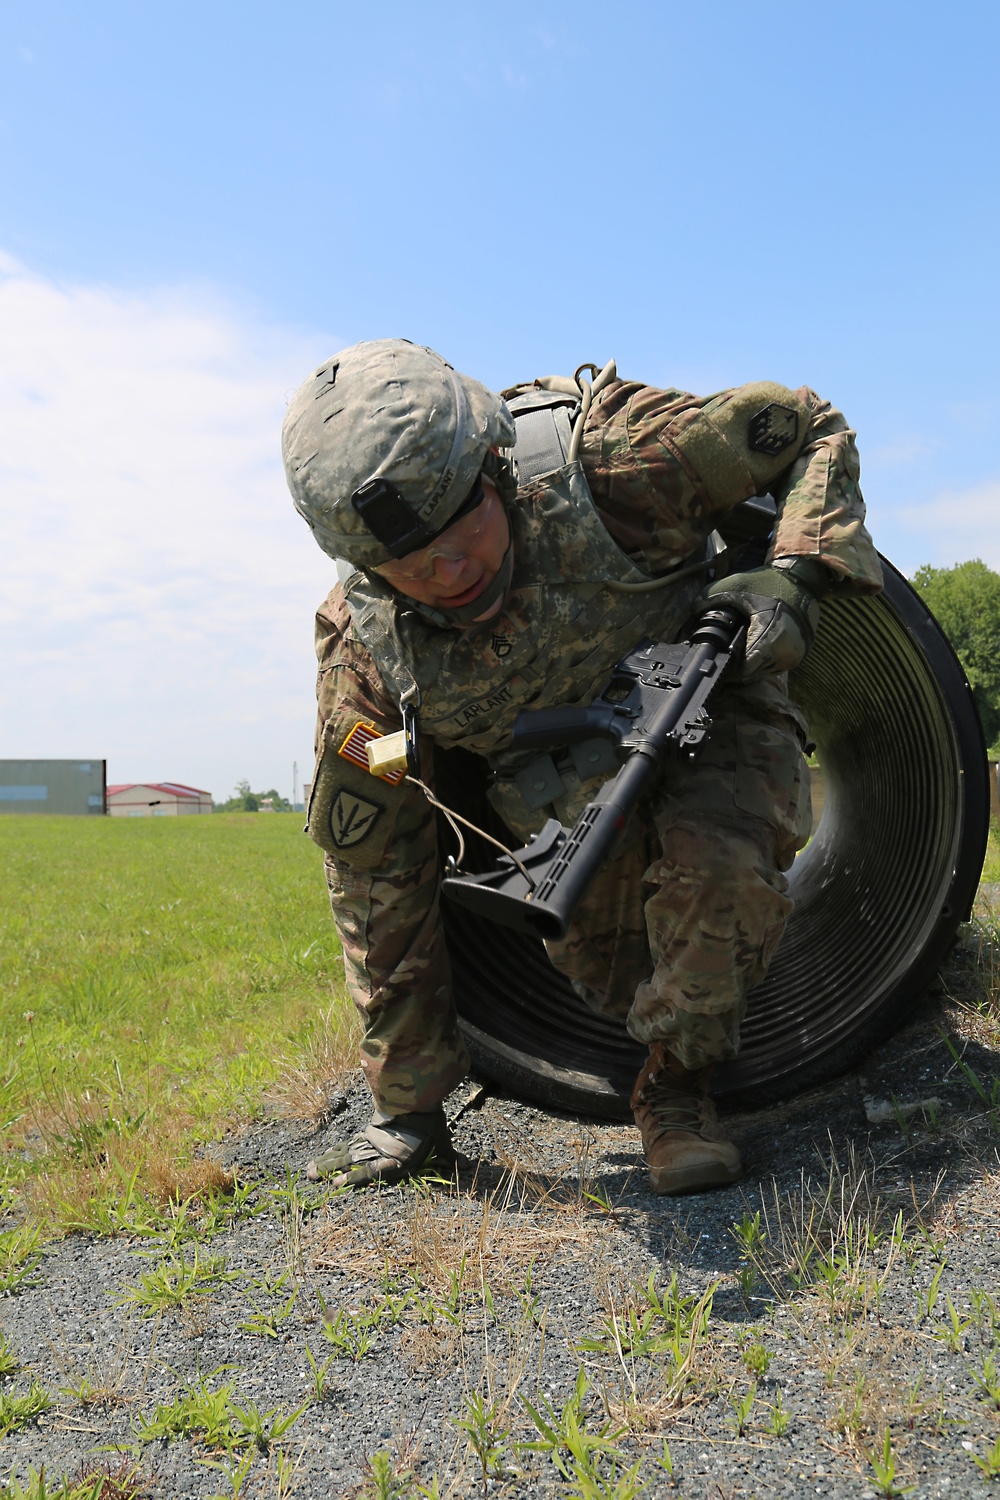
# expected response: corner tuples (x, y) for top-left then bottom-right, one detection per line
(373, 481), (496, 584)
(353, 471), (484, 558)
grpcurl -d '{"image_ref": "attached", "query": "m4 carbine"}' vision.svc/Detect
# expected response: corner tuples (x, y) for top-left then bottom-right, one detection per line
(441, 606), (746, 940)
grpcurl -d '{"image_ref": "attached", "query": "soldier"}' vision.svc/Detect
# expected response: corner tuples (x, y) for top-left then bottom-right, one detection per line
(282, 340), (881, 1195)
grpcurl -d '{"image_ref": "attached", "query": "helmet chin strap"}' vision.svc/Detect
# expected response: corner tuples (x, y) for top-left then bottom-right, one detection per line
(403, 536), (515, 631)
(445, 539), (515, 626)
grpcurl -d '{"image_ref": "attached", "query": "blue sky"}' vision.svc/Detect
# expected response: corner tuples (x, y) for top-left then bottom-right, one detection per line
(1, 2), (998, 799)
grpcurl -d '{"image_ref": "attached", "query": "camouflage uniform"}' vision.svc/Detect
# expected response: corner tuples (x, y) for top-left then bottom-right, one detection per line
(306, 377), (881, 1112)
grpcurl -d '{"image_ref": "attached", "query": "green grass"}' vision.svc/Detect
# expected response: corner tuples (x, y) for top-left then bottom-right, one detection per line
(981, 816), (1000, 884)
(1, 807), (995, 1235)
(0, 813), (351, 1228)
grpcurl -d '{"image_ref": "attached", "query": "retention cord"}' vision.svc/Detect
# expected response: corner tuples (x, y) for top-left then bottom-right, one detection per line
(603, 554), (720, 593)
(405, 776), (537, 891)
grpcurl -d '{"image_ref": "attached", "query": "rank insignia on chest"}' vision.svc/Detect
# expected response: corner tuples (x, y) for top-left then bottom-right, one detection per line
(490, 633), (514, 659)
(748, 402), (799, 456)
(337, 720), (406, 784)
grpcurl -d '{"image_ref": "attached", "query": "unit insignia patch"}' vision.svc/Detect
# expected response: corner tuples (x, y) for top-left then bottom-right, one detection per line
(329, 788), (384, 849)
(338, 720), (405, 784)
(748, 403), (799, 456)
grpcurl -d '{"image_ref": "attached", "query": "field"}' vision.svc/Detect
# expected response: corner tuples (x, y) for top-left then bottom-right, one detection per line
(979, 815), (1000, 885)
(0, 814), (355, 1230)
(2, 814), (1000, 1499)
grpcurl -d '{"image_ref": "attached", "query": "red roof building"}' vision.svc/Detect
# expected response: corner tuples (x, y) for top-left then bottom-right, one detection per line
(106, 782), (212, 816)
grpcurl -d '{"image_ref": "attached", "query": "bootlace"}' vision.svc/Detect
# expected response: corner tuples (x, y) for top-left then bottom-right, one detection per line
(641, 1084), (705, 1135)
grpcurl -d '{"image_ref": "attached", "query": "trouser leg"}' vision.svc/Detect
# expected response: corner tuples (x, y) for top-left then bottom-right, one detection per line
(544, 682), (811, 1068)
(630, 685), (811, 1067)
(543, 832), (654, 1023)
(628, 813), (792, 1067)
(325, 856), (469, 1115)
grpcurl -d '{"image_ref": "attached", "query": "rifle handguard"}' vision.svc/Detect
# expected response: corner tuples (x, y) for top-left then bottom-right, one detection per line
(442, 606), (745, 937)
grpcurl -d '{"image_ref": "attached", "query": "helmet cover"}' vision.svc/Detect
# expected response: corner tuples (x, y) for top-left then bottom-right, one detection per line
(282, 339), (515, 569)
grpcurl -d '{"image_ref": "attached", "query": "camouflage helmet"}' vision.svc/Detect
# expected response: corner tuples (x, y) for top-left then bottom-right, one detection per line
(282, 339), (516, 569)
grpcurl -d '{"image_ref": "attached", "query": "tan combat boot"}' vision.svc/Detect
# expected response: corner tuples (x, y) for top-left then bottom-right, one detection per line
(305, 1107), (455, 1189)
(631, 1044), (742, 1195)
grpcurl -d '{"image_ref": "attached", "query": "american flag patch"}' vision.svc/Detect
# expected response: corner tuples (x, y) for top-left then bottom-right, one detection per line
(337, 720), (406, 784)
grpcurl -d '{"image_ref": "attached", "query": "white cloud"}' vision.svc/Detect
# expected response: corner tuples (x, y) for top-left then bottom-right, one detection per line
(885, 479), (1000, 576)
(865, 434), (938, 469)
(0, 254), (338, 800)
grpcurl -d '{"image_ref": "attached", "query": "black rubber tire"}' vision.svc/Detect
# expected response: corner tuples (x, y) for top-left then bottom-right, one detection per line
(440, 557), (989, 1117)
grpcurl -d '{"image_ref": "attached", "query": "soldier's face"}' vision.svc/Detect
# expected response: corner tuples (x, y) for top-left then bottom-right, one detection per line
(374, 478), (511, 621)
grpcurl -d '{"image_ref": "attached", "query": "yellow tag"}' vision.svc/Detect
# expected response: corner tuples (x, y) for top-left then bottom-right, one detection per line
(366, 731), (409, 777)
(337, 720), (406, 785)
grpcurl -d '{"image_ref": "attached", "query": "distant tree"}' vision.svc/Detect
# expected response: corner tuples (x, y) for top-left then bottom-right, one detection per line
(258, 788), (292, 813)
(912, 559), (1000, 751)
(214, 780), (291, 813)
(214, 779), (259, 813)
(233, 778), (260, 812)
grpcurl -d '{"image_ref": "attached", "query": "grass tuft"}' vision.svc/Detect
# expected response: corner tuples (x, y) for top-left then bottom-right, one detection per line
(265, 1004), (359, 1124)
(0, 1379), (53, 1438)
(1, 1467), (144, 1500)
(132, 1370), (306, 1454)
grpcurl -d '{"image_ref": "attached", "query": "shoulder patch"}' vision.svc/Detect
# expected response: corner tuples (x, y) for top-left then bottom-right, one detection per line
(748, 403), (799, 457)
(329, 787), (384, 849)
(338, 719), (406, 784)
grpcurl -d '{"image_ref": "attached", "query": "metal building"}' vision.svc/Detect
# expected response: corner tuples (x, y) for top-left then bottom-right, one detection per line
(0, 760), (107, 816)
(106, 782), (212, 816)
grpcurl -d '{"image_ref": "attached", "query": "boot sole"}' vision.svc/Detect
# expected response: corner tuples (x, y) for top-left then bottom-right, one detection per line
(648, 1160), (743, 1196)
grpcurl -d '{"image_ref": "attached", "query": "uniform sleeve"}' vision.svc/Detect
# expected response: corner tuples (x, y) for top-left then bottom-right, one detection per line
(582, 378), (882, 593)
(308, 590), (453, 1072)
(766, 389), (882, 591)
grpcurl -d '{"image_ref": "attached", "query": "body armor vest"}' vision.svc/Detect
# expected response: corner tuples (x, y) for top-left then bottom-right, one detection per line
(342, 391), (709, 837)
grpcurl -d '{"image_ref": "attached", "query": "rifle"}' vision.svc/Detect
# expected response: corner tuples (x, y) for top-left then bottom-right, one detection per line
(441, 606), (745, 940)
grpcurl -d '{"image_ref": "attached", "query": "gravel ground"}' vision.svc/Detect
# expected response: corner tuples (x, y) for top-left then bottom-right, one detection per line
(3, 934), (1000, 1499)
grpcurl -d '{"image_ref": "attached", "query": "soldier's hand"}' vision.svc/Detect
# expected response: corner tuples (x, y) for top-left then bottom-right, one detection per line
(698, 557), (831, 679)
